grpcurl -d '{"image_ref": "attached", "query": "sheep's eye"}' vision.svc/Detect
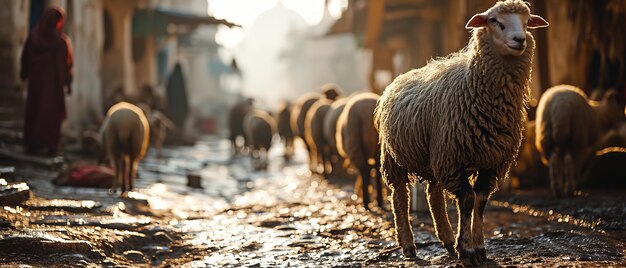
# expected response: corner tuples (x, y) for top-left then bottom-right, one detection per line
(489, 18), (497, 23)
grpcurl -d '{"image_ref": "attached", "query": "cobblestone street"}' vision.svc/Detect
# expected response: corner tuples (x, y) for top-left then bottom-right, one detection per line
(1, 138), (624, 267)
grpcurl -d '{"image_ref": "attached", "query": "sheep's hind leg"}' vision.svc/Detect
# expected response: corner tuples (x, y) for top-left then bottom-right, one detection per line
(424, 181), (454, 255)
(472, 170), (497, 262)
(122, 156), (131, 194)
(375, 160), (386, 210)
(563, 154), (576, 197)
(129, 160), (138, 192)
(359, 164), (372, 210)
(548, 152), (563, 197)
(110, 157), (122, 195)
(447, 170), (478, 266)
(381, 148), (416, 258)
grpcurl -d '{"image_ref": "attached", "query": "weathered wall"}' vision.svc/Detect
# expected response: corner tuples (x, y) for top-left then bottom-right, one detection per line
(0, 1), (30, 92)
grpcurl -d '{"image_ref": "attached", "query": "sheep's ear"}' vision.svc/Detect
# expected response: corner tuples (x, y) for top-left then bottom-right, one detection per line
(465, 13), (488, 29)
(528, 14), (549, 28)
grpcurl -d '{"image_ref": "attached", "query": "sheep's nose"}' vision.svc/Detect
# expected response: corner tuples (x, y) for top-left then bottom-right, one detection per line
(513, 36), (526, 45)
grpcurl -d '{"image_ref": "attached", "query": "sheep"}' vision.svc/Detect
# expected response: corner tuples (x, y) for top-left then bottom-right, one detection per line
(229, 98), (254, 156)
(373, 1), (548, 264)
(337, 92), (385, 209)
(243, 109), (276, 171)
(100, 102), (150, 195)
(323, 98), (350, 177)
(535, 85), (624, 197)
(291, 85), (342, 173)
(147, 110), (173, 159)
(276, 101), (295, 162)
(290, 93), (320, 171)
(305, 99), (333, 177)
(136, 103), (174, 159)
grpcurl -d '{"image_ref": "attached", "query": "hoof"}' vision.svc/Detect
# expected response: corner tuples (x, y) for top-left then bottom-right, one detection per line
(458, 249), (479, 266)
(402, 244), (418, 258)
(475, 247), (487, 262)
(443, 243), (456, 256)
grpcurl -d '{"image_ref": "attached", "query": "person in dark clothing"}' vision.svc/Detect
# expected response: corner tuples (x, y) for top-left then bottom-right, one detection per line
(165, 63), (189, 129)
(20, 6), (73, 155)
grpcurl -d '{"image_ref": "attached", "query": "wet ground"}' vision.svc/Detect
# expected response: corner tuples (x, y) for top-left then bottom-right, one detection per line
(1, 137), (625, 267)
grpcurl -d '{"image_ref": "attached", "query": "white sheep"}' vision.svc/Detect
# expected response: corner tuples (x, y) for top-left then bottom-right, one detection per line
(100, 102), (150, 195)
(535, 85), (625, 197)
(374, 1), (548, 264)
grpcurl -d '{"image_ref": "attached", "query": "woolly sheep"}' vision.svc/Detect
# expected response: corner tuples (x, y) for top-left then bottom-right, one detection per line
(337, 93), (384, 209)
(535, 85), (624, 197)
(100, 102), (150, 195)
(244, 109), (276, 171)
(291, 86), (342, 173)
(374, 1), (548, 264)
(276, 101), (295, 162)
(136, 103), (173, 159)
(291, 93), (320, 171)
(148, 110), (173, 159)
(323, 98), (350, 176)
(229, 98), (254, 156)
(305, 99), (333, 177)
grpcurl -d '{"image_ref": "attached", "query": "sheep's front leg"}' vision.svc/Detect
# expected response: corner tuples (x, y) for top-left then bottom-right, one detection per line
(381, 147), (416, 257)
(473, 170), (498, 262)
(391, 182), (416, 257)
(447, 171), (478, 266)
(424, 181), (454, 255)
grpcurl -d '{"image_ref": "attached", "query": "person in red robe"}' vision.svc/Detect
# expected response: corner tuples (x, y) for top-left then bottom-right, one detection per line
(20, 6), (73, 155)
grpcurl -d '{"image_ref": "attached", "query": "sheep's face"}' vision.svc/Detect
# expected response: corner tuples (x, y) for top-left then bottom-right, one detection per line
(466, 9), (548, 57)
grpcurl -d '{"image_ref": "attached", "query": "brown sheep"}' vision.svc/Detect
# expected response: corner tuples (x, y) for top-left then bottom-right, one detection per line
(100, 102), (149, 195)
(337, 93), (384, 209)
(323, 98), (350, 177)
(229, 98), (254, 156)
(276, 101), (295, 162)
(244, 109), (276, 171)
(136, 103), (173, 159)
(536, 85), (625, 197)
(148, 110), (174, 159)
(291, 86), (342, 173)
(305, 99), (333, 177)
